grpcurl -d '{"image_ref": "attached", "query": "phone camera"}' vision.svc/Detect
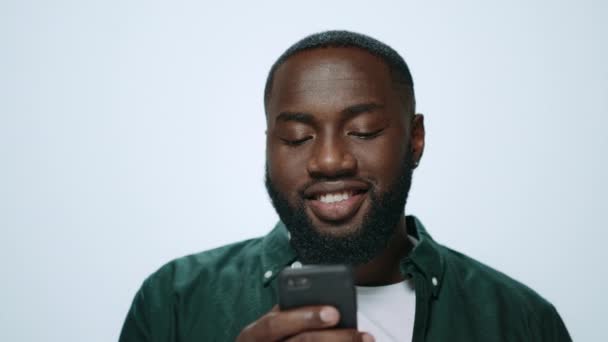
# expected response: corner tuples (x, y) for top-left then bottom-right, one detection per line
(287, 277), (311, 290)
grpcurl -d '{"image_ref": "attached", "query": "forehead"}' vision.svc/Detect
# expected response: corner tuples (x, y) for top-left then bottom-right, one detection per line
(267, 47), (397, 117)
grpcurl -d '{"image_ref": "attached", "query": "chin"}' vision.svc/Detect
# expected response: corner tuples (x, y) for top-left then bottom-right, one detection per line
(313, 222), (362, 239)
(310, 213), (367, 236)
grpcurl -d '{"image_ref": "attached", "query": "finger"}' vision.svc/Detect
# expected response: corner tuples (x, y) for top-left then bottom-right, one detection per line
(243, 305), (340, 341)
(286, 329), (375, 342)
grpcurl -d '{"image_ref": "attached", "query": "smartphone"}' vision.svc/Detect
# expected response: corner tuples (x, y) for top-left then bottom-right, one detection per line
(277, 264), (357, 329)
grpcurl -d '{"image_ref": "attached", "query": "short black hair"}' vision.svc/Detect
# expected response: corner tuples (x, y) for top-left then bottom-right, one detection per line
(264, 30), (415, 114)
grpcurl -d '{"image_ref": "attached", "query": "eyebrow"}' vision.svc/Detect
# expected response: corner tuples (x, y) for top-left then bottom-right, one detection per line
(275, 111), (314, 125)
(341, 102), (384, 119)
(275, 102), (384, 125)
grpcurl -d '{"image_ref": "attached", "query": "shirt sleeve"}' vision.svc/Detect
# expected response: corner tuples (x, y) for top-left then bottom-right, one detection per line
(119, 275), (175, 342)
(119, 286), (150, 342)
(539, 303), (572, 342)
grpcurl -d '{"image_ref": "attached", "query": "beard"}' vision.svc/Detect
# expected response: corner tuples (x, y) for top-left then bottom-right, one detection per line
(265, 150), (414, 265)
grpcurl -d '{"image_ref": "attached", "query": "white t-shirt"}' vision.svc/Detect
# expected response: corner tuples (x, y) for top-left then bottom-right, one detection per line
(357, 278), (416, 342)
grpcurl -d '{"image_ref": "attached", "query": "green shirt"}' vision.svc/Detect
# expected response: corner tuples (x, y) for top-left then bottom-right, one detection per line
(119, 216), (571, 341)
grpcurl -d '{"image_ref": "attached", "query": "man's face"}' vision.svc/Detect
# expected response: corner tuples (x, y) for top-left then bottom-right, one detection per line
(265, 47), (422, 265)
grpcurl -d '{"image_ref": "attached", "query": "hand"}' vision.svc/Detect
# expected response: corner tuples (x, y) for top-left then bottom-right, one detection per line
(236, 305), (374, 342)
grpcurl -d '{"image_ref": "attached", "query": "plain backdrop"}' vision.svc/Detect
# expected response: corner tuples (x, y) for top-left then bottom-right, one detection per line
(1, 0), (606, 341)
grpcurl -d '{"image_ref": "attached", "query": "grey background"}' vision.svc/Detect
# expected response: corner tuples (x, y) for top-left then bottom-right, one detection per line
(1, 0), (606, 341)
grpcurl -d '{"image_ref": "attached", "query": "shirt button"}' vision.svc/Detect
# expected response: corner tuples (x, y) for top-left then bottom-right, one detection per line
(264, 270), (273, 279)
(291, 261), (302, 269)
(432, 276), (438, 286)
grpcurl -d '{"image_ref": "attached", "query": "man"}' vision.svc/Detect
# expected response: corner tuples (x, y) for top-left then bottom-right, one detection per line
(119, 30), (571, 341)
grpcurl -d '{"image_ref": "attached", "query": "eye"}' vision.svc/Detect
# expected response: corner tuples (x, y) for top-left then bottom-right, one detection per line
(281, 136), (312, 146)
(348, 128), (384, 140)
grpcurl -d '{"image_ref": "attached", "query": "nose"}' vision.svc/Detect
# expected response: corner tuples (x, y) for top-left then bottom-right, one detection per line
(307, 135), (357, 178)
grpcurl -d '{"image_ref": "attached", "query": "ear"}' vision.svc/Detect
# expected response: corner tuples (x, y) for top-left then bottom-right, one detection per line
(411, 114), (425, 168)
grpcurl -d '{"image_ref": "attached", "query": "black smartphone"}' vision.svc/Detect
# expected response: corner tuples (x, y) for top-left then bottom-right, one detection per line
(277, 264), (357, 329)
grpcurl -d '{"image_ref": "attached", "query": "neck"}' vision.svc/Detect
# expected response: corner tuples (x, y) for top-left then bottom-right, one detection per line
(353, 215), (413, 286)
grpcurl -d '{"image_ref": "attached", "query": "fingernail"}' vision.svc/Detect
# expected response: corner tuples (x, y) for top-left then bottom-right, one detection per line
(319, 307), (339, 323)
(362, 333), (375, 342)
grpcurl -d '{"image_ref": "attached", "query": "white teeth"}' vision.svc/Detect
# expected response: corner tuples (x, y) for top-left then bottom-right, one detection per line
(319, 191), (352, 204)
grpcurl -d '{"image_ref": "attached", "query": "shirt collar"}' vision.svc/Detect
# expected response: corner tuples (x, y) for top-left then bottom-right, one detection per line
(260, 215), (445, 297)
(401, 216), (446, 298)
(260, 221), (298, 286)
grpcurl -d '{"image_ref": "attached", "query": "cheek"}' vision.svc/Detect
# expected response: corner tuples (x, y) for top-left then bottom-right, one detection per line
(267, 144), (311, 193)
(353, 135), (408, 189)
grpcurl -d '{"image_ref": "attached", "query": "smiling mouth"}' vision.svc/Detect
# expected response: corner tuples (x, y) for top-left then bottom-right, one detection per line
(306, 189), (368, 223)
(312, 189), (365, 203)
